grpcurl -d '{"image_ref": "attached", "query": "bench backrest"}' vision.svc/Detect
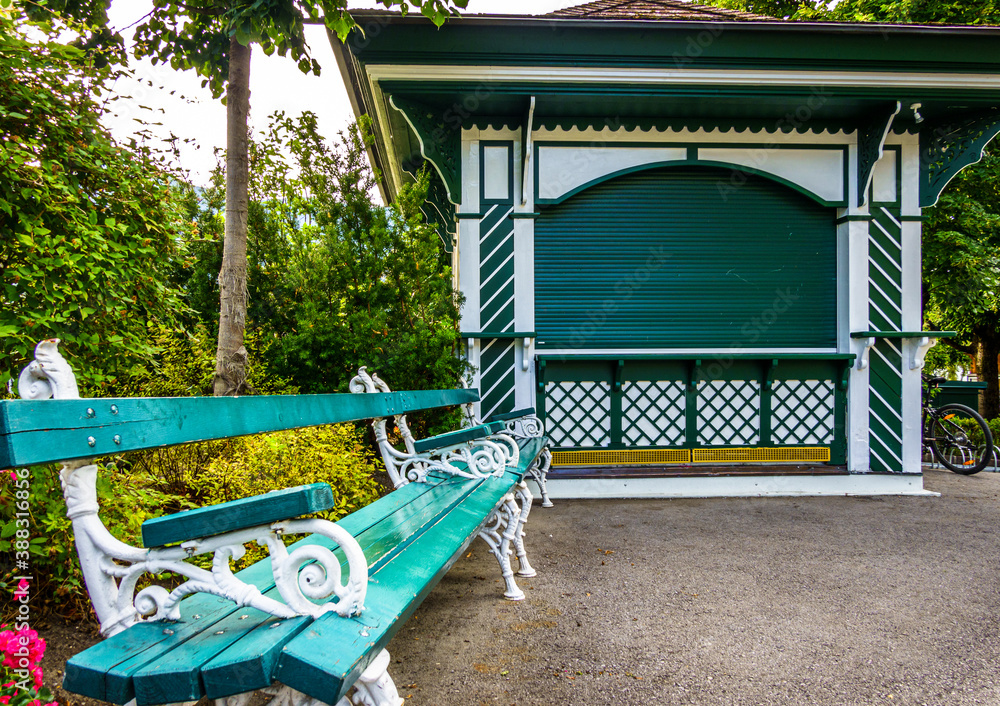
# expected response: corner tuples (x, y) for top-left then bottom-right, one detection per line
(0, 390), (480, 468)
(1, 341), (480, 468)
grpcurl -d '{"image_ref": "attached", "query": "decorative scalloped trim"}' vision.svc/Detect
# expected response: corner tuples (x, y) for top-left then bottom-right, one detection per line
(466, 117), (522, 132)
(532, 120), (855, 138)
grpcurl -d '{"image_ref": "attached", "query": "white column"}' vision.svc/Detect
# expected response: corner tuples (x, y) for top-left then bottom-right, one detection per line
(899, 136), (923, 473)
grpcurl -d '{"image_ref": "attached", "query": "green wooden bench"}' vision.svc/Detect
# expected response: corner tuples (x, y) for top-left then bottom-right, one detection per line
(1, 340), (547, 706)
(349, 368), (551, 601)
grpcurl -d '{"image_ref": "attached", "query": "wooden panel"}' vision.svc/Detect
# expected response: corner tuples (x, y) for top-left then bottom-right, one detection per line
(535, 166), (837, 350)
(274, 475), (517, 705)
(485, 407), (536, 423)
(64, 481), (447, 703)
(141, 484), (335, 548)
(411, 423), (490, 453)
(0, 389), (480, 468)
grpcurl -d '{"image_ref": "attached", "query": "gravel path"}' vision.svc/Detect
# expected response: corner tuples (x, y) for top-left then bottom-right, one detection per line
(41, 467), (1000, 705)
(386, 467), (1000, 705)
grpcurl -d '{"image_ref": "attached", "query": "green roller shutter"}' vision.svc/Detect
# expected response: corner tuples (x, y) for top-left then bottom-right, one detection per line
(535, 166), (837, 350)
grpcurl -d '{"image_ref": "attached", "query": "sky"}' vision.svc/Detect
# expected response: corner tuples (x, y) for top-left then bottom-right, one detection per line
(104, 1), (581, 185)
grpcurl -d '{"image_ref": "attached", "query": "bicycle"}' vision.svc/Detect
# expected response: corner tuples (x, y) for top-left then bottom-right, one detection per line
(922, 375), (995, 475)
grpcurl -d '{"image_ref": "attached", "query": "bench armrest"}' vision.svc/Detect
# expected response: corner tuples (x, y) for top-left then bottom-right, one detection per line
(411, 424), (492, 454)
(485, 407), (536, 423)
(141, 484), (335, 548)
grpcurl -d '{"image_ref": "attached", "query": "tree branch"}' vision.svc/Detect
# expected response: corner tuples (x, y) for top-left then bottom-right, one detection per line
(166, 1), (228, 17)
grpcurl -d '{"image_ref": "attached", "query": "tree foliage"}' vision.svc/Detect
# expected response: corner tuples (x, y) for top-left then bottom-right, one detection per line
(176, 113), (468, 425)
(0, 8), (192, 393)
(923, 147), (1000, 417)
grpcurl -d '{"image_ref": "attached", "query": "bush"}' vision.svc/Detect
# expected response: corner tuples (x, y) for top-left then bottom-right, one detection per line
(0, 464), (192, 621)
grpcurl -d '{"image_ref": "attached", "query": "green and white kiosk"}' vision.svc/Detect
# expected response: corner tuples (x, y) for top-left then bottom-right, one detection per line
(332, 0), (1000, 497)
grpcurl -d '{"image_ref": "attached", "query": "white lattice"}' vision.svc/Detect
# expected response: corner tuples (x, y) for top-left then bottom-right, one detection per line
(544, 381), (611, 447)
(622, 380), (686, 446)
(697, 379), (761, 446)
(771, 379), (836, 445)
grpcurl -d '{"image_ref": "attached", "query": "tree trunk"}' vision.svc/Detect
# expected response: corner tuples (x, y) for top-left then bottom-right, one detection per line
(978, 333), (1000, 420)
(214, 37), (252, 397)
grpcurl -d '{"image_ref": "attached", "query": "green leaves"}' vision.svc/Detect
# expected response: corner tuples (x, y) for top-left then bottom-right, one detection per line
(0, 9), (193, 394)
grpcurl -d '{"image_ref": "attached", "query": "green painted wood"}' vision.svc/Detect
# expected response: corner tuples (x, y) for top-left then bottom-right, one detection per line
(64, 428), (541, 706)
(200, 617), (311, 700)
(512, 437), (546, 481)
(485, 408), (536, 423)
(63, 594), (236, 704)
(411, 424), (491, 453)
(0, 389), (480, 468)
(138, 481), (472, 704)
(461, 332), (537, 338)
(850, 330), (957, 338)
(132, 606), (284, 706)
(199, 474), (489, 701)
(534, 167), (837, 350)
(275, 475), (516, 705)
(68, 472), (488, 705)
(141, 484), (335, 548)
(64, 480), (448, 703)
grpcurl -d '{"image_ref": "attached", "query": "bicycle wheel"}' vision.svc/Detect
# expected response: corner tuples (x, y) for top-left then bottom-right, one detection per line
(927, 403), (994, 475)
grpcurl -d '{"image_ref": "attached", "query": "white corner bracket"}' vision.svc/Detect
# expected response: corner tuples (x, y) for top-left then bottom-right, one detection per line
(522, 336), (533, 372)
(855, 336), (875, 370)
(909, 336), (937, 370)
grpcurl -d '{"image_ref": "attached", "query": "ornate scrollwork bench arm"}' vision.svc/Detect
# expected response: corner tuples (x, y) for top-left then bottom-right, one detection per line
(18, 340), (369, 638)
(350, 367), (540, 601)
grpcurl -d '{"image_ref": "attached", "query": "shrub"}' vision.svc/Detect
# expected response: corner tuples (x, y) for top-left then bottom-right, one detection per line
(0, 464), (192, 622)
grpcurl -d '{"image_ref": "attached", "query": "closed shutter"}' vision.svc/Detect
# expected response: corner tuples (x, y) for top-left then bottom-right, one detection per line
(535, 167), (837, 350)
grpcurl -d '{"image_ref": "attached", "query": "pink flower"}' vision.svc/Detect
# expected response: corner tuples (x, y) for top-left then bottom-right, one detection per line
(0, 695), (11, 705)
(12, 580), (29, 600)
(31, 666), (42, 691)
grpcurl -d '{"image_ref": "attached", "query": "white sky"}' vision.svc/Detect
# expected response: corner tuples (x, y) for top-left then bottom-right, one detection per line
(104, 1), (580, 185)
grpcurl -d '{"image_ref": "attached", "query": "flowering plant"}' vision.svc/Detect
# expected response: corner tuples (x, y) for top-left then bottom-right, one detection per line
(0, 609), (56, 706)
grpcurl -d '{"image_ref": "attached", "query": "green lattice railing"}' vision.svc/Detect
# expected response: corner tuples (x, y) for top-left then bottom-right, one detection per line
(536, 354), (854, 465)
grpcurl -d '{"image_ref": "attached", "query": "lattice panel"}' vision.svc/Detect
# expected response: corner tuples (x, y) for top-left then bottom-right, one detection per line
(697, 379), (760, 446)
(544, 381), (611, 448)
(622, 380), (686, 447)
(771, 379), (836, 445)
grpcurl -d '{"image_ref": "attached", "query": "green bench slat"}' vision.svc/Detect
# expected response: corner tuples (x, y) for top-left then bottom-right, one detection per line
(133, 475), (485, 705)
(65, 480), (448, 703)
(0, 389), (480, 467)
(65, 445), (546, 705)
(485, 407), (536, 423)
(132, 607), (305, 706)
(64, 594), (237, 704)
(141, 483), (335, 548)
(275, 474), (517, 705)
(197, 476), (483, 700)
(485, 421), (507, 434)
(411, 423), (492, 454)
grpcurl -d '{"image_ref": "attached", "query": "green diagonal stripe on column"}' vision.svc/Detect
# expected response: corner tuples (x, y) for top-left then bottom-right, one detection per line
(868, 206), (904, 473)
